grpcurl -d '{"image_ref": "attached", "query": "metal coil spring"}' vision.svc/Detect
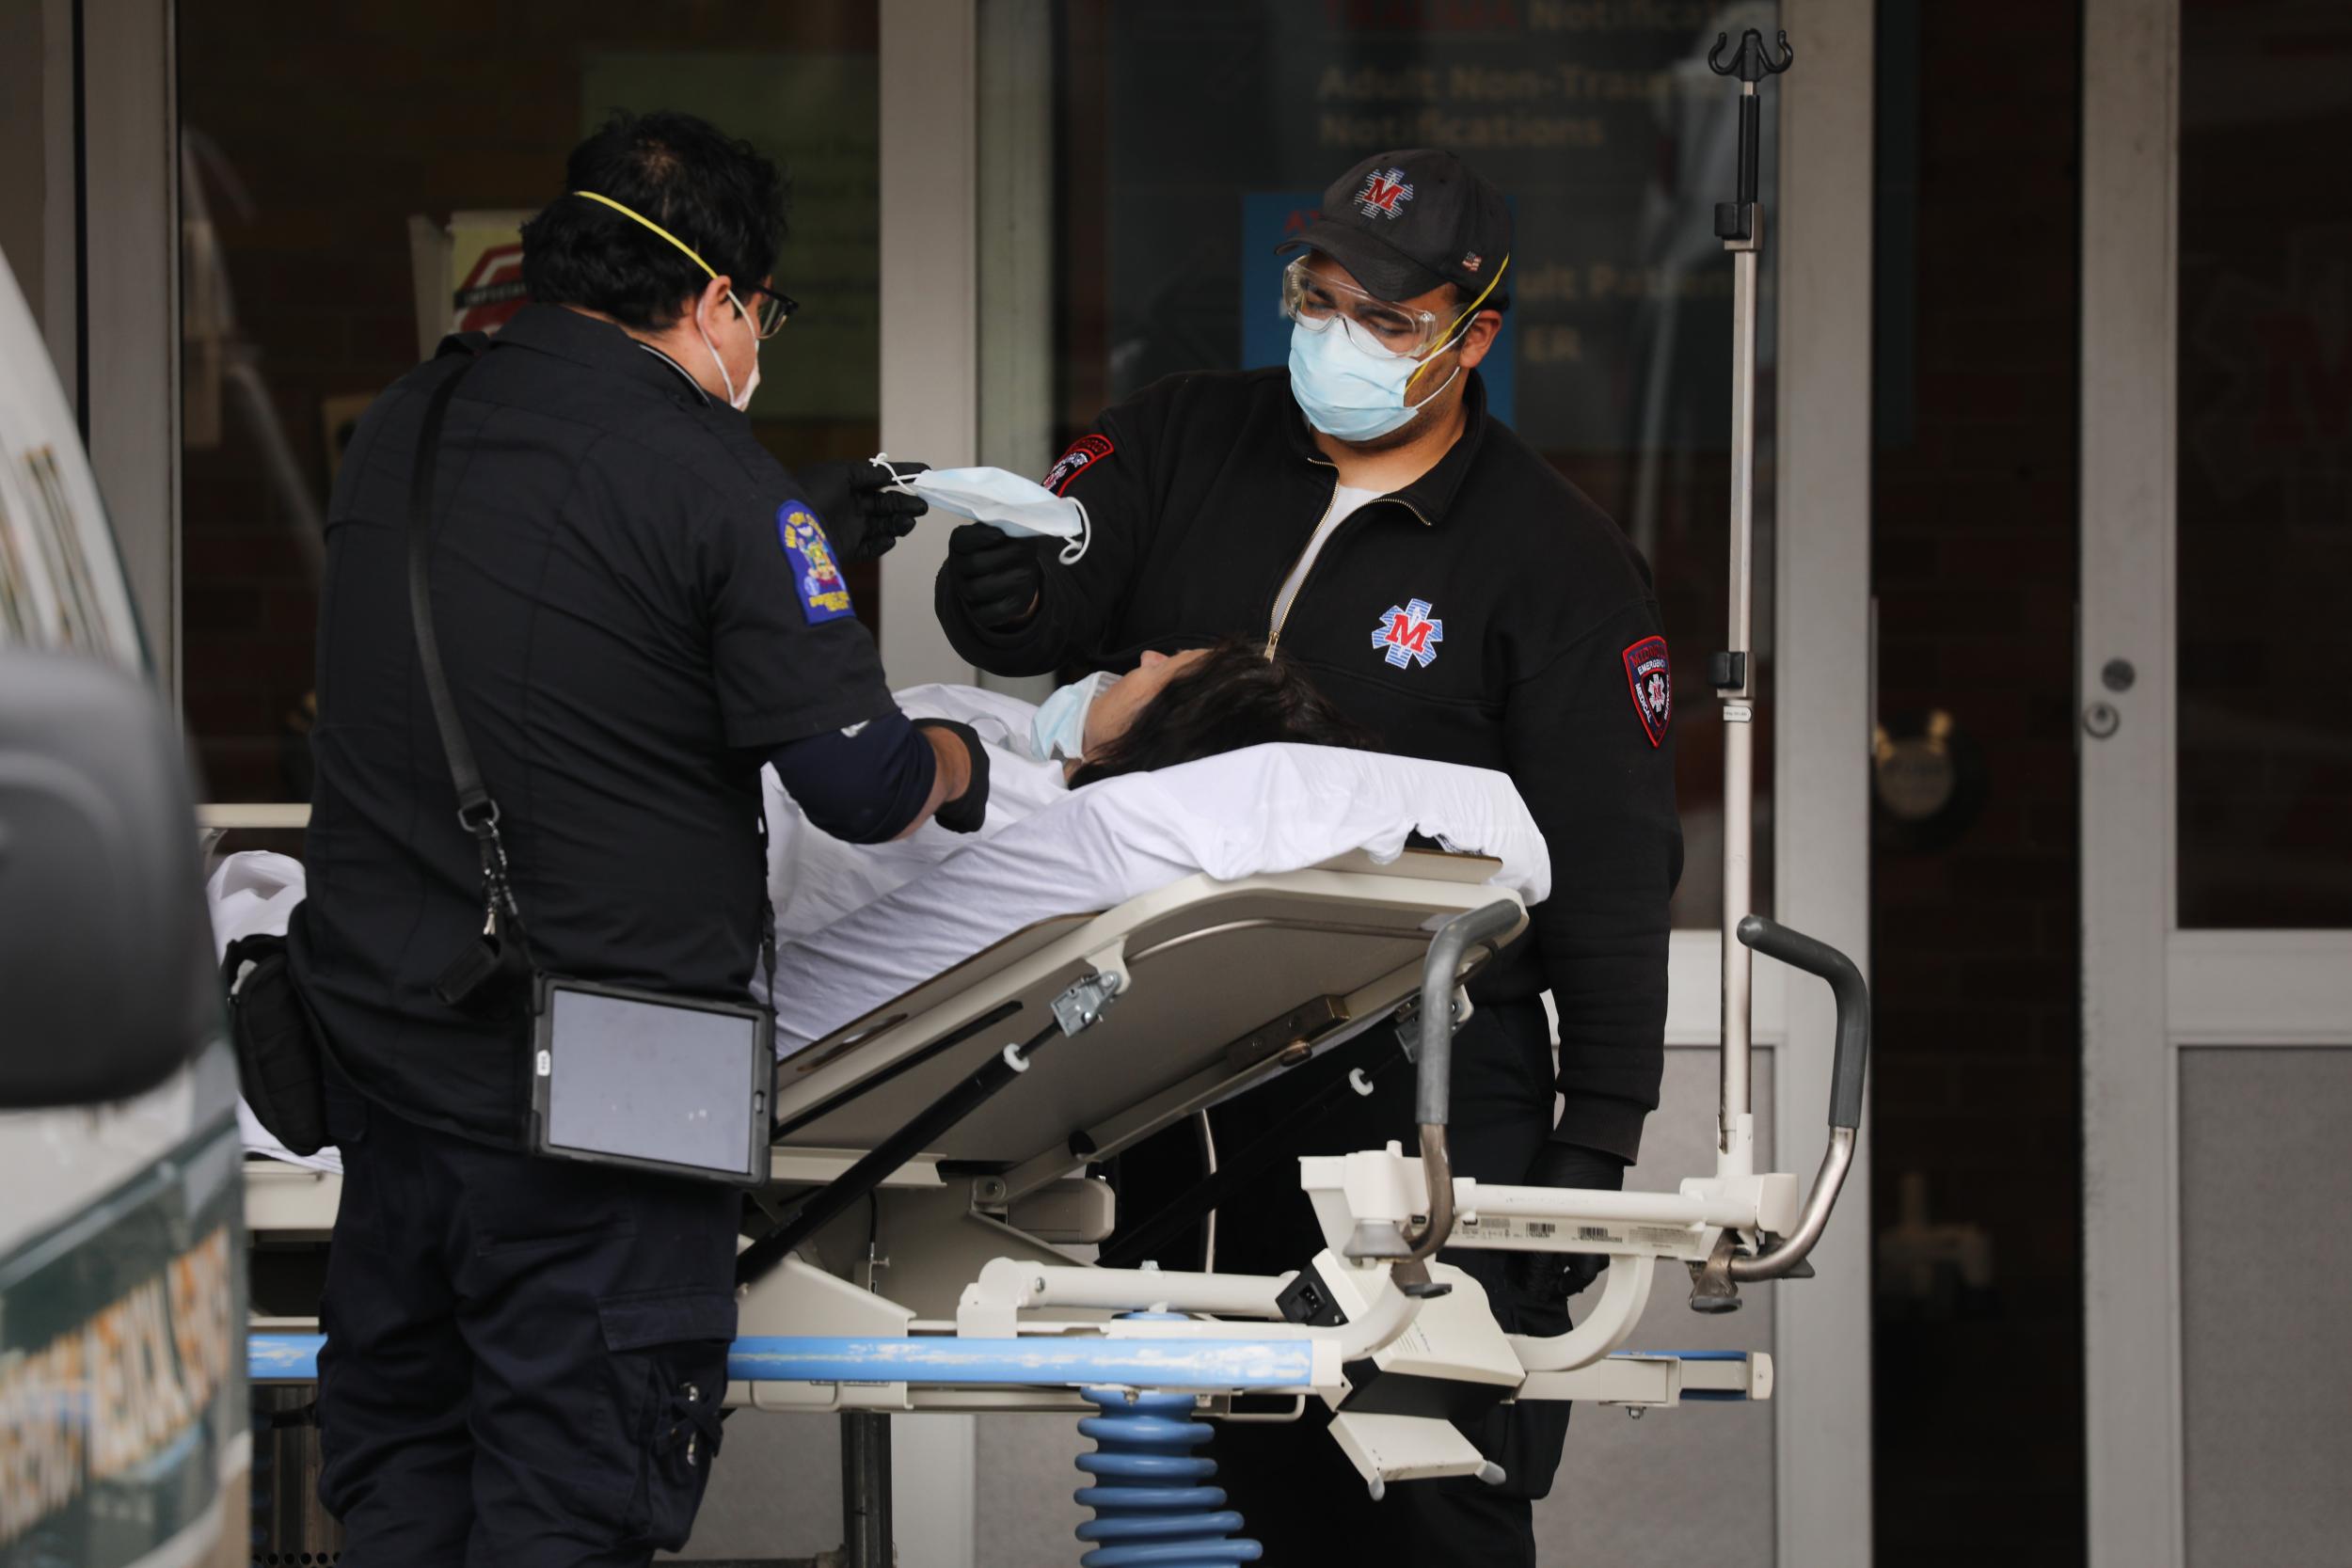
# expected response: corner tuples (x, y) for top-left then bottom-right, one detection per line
(1073, 1387), (1262, 1566)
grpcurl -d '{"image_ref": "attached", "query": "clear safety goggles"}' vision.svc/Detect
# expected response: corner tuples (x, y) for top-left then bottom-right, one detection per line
(1279, 257), (1448, 360)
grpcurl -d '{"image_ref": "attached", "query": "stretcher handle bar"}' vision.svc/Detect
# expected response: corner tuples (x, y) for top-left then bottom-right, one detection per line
(1730, 1126), (1854, 1284)
(1725, 914), (1867, 1283)
(1734, 914), (1867, 1131)
(1413, 900), (1524, 1128)
(1400, 899), (1524, 1260)
(1396, 1124), (1454, 1264)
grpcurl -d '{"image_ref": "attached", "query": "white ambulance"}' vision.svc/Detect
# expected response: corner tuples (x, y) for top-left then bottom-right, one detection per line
(0, 249), (246, 1566)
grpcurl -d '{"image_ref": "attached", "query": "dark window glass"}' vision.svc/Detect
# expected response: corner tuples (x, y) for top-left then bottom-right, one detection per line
(176, 5), (882, 802)
(2176, 0), (2352, 927)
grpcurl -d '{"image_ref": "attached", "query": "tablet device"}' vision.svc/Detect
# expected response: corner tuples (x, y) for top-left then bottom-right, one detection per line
(530, 977), (771, 1186)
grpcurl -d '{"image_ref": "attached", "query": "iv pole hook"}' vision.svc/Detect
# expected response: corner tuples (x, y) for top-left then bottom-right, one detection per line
(1708, 27), (1794, 82)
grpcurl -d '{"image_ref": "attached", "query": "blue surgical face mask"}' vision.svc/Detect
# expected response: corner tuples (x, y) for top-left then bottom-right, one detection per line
(1030, 670), (1116, 763)
(1287, 317), (1466, 443)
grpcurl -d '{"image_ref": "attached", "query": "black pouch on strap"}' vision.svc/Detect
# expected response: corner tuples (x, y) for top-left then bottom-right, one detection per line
(433, 917), (536, 1021)
(223, 932), (331, 1155)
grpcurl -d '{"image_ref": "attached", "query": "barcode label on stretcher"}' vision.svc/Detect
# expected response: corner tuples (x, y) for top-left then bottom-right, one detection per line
(1456, 1215), (1705, 1256)
(1460, 1216), (1601, 1244)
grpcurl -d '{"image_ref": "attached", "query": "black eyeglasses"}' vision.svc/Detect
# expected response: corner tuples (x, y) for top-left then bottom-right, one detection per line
(739, 285), (799, 340)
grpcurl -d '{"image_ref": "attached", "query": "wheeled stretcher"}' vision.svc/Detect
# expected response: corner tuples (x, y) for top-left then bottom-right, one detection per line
(249, 840), (1863, 1513)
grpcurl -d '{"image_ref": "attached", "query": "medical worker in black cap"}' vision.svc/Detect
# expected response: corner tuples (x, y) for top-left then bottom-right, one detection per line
(933, 149), (1683, 1565)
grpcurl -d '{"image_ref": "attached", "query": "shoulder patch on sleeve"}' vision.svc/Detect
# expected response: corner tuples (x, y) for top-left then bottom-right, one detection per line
(1621, 636), (1672, 748)
(778, 503), (855, 624)
(1043, 435), (1115, 496)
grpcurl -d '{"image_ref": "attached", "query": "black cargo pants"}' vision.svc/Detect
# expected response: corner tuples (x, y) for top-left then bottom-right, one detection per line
(314, 1067), (740, 1567)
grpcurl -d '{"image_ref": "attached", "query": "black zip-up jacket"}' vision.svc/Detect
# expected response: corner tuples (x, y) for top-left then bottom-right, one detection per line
(936, 368), (1682, 1161)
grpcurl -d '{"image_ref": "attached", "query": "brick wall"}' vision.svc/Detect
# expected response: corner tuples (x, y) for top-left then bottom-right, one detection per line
(1868, 2), (2086, 1561)
(176, 3), (881, 802)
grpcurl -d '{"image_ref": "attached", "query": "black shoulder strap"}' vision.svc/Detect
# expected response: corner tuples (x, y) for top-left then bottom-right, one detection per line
(405, 355), (522, 930)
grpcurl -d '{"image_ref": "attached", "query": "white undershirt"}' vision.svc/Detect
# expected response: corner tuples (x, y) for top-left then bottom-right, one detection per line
(1272, 483), (1383, 630)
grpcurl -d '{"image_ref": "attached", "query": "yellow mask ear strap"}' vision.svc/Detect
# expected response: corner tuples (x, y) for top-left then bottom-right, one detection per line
(1441, 252), (1511, 340)
(1406, 252), (1511, 394)
(571, 190), (718, 281)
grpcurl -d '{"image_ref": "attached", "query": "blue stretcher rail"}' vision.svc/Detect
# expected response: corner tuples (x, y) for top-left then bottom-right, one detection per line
(251, 1334), (1756, 1399)
(249, 1333), (1318, 1390)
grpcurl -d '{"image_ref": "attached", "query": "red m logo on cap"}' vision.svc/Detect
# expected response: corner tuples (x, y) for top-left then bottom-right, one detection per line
(1356, 167), (1415, 219)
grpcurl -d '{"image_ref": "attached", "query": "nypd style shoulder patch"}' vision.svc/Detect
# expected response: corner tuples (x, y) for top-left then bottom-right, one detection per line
(1372, 598), (1444, 670)
(1043, 434), (1114, 496)
(778, 503), (855, 624)
(1622, 636), (1672, 748)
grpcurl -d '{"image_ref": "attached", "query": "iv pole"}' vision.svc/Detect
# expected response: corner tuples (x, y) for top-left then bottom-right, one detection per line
(1708, 28), (1792, 1178)
(1677, 21), (1873, 1307)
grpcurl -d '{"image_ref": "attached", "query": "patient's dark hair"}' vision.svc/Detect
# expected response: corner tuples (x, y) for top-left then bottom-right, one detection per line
(1068, 641), (1379, 788)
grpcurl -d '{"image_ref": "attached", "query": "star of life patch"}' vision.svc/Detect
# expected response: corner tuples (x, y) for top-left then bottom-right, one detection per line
(1372, 598), (1444, 670)
(1622, 636), (1672, 747)
(1043, 435), (1114, 496)
(1357, 167), (1415, 219)
(778, 503), (854, 624)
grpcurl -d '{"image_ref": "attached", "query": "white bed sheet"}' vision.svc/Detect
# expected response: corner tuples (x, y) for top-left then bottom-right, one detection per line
(759, 692), (1546, 1053)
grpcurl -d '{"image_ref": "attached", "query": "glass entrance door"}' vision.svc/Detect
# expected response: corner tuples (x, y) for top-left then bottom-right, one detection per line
(2078, 3), (2352, 1563)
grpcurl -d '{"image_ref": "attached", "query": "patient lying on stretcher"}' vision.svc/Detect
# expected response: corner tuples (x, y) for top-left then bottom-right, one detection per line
(765, 641), (1375, 941)
(215, 640), (1545, 1150)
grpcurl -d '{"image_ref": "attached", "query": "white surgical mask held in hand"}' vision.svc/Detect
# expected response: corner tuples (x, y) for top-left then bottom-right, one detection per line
(872, 457), (1090, 564)
(1028, 670), (1117, 763)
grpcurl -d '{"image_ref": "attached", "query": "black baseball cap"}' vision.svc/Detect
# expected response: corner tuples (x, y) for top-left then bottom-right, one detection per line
(1274, 149), (1513, 309)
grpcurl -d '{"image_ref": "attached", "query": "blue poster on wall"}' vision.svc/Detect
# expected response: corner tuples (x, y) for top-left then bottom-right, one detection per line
(1240, 190), (1515, 430)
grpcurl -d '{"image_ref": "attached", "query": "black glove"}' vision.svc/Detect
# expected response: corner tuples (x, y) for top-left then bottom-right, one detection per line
(1508, 1142), (1629, 1304)
(944, 522), (1044, 631)
(914, 719), (990, 834)
(794, 458), (930, 563)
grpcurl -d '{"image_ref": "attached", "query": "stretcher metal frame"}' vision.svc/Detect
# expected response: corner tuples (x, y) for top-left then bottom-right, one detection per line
(247, 853), (1857, 1506)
